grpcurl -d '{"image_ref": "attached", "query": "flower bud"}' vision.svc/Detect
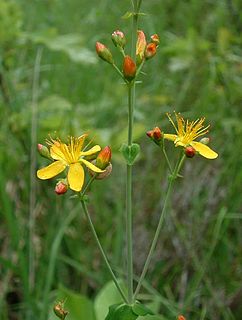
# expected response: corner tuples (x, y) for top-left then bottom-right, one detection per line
(145, 43), (157, 60)
(55, 180), (68, 195)
(136, 30), (147, 65)
(151, 34), (160, 46)
(53, 301), (68, 319)
(184, 146), (196, 158)
(96, 146), (112, 170)
(111, 30), (126, 48)
(95, 42), (114, 64)
(123, 55), (136, 81)
(146, 127), (163, 146)
(199, 137), (210, 145)
(177, 316), (186, 320)
(37, 144), (51, 159)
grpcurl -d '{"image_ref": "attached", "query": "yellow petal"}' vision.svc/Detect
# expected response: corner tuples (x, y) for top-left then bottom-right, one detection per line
(37, 161), (66, 179)
(50, 142), (69, 162)
(163, 134), (177, 141)
(80, 158), (104, 173)
(191, 141), (218, 159)
(80, 145), (101, 156)
(68, 163), (84, 192)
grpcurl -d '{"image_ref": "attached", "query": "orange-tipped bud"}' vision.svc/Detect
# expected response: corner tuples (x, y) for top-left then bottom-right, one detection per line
(177, 316), (186, 320)
(95, 42), (114, 64)
(145, 43), (157, 60)
(111, 30), (126, 48)
(55, 180), (68, 195)
(185, 146), (196, 158)
(123, 55), (136, 81)
(96, 146), (112, 170)
(146, 127), (163, 145)
(37, 143), (51, 159)
(53, 301), (68, 319)
(136, 30), (147, 65)
(199, 137), (210, 145)
(151, 34), (160, 46)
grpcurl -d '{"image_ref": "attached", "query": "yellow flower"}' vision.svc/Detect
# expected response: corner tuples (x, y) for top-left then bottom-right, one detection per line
(37, 134), (103, 191)
(164, 112), (218, 159)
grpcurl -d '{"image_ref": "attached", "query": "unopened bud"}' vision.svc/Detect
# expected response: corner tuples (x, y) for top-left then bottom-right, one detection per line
(136, 30), (147, 65)
(123, 55), (136, 81)
(96, 146), (112, 170)
(199, 137), (210, 145)
(184, 146), (196, 158)
(111, 30), (126, 48)
(146, 127), (163, 145)
(177, 316), (186, 320)
(145, 43), (157, 60)
(37, 144), (51, 159)
(95, 42), (114, 64)
(151, 34), (160, 46)
(55, 180), (68, 195)
(53, 301), (68, 319)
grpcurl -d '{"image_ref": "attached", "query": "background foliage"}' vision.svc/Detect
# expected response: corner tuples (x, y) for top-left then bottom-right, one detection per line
(0, 0), (242, 319)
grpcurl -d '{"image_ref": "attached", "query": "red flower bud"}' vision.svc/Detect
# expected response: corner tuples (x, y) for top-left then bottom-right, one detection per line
(123, 55), (136, 81)
(177, 316), (186, 320)
(96, 146), (112, 170)
(37, 143), (51, 159)
(55, 181), (68, 195)
(151, 34), (160, 46)
(95, 42), (114, 64)
(145, 43), (157, 60)
(184, 146), (196, 158)
(111, 30), (126, 48)
(146, 127), (163, 145)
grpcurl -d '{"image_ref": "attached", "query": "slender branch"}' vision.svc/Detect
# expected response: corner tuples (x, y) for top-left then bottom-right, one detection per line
(162, 141), (173, 173)
(133, 154), (186, 300)
(112, 63), (127, 82)
(81, 200), (128, 303)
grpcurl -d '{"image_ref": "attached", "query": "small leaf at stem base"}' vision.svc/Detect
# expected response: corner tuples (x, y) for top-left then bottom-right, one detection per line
(120, 143), (140, 165)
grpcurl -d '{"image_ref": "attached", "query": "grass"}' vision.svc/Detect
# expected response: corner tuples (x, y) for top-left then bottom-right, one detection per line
(0, 0), (242, 319)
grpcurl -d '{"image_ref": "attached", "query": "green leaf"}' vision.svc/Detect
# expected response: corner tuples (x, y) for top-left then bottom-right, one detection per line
(120, 143), (140, 165)
(94, 280), (125, 320)
(105, 303), (138, 320)
(48, 285), (95, 320)
(122, 11), (134, 19)
(132, 302), (154, 316)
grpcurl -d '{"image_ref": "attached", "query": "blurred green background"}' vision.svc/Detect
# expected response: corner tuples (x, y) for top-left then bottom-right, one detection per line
(0, 0), (242, 319)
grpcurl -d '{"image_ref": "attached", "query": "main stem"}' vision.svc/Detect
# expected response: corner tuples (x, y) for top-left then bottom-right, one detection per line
(81, 200), (128, 304)
(126, 0), (139, 304)
(126, 85), (134, 304)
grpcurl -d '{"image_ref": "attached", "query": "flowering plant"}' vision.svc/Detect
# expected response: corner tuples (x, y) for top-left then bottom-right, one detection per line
(37, 1), (218, 319)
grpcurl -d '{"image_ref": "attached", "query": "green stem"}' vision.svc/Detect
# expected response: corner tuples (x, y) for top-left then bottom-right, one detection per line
(162, 140), (172, 173)
(80, 200), (128, 304)
(112, 63), (127, 82)
(125, 0), (141, 305)
(133, 154), (185, 300)
(126, 84), (134, 304)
